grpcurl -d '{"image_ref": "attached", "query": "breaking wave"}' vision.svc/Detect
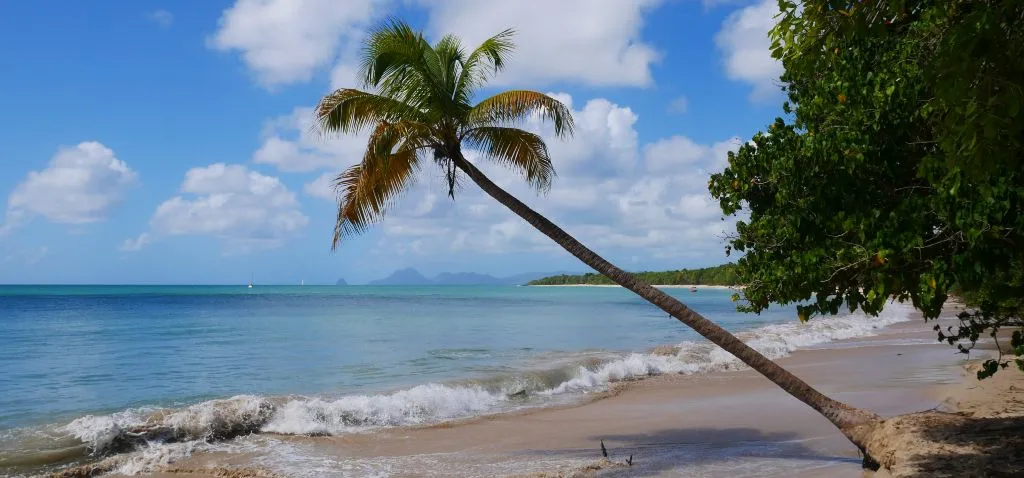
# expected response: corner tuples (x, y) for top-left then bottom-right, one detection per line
(0, 302), (913, 476)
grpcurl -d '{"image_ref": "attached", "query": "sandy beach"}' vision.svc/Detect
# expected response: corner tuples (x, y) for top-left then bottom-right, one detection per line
(86, 307), (1021, 478)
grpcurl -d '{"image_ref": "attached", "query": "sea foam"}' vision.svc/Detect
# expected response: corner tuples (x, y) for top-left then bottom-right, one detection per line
(35, 302), (913, 475)
(261, 383), (501, 435)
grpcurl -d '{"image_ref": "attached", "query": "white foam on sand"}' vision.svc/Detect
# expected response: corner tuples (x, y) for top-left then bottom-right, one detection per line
(38, 301), (915, 475)
(546, 301), (914, 394)
(261, 383), (502, 435)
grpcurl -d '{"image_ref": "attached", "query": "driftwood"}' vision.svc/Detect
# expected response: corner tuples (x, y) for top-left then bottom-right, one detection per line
(598, 439), (635, 468)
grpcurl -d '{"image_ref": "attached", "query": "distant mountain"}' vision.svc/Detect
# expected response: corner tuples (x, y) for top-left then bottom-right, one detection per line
(366, 269), (581, 286)
(367, 268), (434, 285)
(335, 278), (348, 286)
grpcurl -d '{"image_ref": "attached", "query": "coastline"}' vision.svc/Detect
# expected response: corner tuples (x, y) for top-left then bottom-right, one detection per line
(94, 305), (1024, 478)
(528, 284), (740, 290)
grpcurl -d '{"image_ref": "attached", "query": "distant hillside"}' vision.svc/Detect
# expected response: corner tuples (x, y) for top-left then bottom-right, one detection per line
(335, 278), (348, 286)
(528, 264), (739, 286)
(368, 268), (434, 285)
(366, 269), (578, 286)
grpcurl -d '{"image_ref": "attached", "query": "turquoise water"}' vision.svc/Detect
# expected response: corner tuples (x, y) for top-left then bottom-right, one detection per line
(1, 285), (774, 429)
(0, 285), (910, 476)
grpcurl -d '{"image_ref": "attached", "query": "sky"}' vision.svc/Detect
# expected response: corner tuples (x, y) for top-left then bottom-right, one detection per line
(0, 0), (785, 285)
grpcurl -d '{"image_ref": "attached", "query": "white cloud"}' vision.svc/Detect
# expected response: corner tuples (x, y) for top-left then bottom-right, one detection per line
(1, 142), (137, 234)
(149, 9), (174, 29)
(253, 107), (369, 173)
(328, 61), (361, 90)
(211, 0), (664, 89)
(208, 0), (382, 87)
(304, 172), (337, 201)
(668, 95), (688, 114)
(644, 136), (740, 174)
(522, 96), (639, 177)
(703, 0), (750, 6)
(307, 94), (741, 263)
(715, 0), (783, 101)
(417, 0), (663, 87)
(120, 233), (150, 252)
(128, 164), (308, 252)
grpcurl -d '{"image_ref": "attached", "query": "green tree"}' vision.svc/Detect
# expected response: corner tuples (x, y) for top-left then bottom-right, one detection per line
(709, 0), (1024, 378)
(528, 264), (739, 286)
(316, 20), (880, 455)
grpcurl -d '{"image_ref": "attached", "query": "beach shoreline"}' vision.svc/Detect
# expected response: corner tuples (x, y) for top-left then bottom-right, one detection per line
(90, 305), (1024, 478)
(527, 284), (740, 290)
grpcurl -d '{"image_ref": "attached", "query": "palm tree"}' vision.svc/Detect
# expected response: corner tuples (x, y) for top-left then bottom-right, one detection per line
(315, 20), (881, 456)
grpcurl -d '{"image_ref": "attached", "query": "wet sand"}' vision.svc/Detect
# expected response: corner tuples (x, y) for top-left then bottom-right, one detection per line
(113, 310), (997, 478)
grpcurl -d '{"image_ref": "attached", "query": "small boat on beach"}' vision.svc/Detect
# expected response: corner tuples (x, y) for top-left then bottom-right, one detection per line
(689, 286), (698, 292)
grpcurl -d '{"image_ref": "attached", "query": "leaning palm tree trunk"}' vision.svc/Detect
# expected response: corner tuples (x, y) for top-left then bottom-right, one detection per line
(318, 21), (885, 462)
(450, 151), (881, 449)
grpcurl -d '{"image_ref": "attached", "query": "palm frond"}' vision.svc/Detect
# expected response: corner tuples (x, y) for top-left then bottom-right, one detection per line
(467, 90), (575, 138)
(320, 21), (576, 246)
(359, 19), (424, 88)
(332, 141), (421, 249)
(432, 34), (466, 99)
(464, 126), (555, 192)
(315, 89), (425, 135)
(360, 18), (457, 118)
(454, 29), (515, 107)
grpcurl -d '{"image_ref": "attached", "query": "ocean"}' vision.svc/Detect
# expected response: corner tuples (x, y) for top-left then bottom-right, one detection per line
(0, 285), (911, 477)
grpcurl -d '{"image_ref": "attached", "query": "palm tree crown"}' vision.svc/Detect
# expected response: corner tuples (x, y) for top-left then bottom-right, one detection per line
(316, 19), (574, 248)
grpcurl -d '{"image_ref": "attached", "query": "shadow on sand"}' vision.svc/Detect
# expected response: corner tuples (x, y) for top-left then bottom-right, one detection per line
(873, 412), (1024, 478)
(512, 427), (860, 477)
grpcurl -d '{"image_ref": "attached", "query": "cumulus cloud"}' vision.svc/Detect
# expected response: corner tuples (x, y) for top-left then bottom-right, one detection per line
(208, 0), (382, 87)
(1, 142), (137, 234)
(644, 135), (740, 174)
(253, 107), (370, 174)
(210, 0), (664, 89)
(417, 0), (663, 87)
(303, 172), (338, 201)
(119, 233), (150, 252)
(126, 164), (308, 252)
(481, 94), (640, 179)
(148, 9), (174, 29)
(249, 106), (376, 203)
(301, 94), (740, 262)
(715, 0), (783, 101)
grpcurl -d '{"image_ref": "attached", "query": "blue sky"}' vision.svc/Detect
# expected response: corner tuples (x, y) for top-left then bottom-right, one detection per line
(0, 0), (783, 285)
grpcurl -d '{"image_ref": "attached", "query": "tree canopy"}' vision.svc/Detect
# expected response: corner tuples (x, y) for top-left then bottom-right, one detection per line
(709, 0), (1024, 377)
(528, 264), (739, 286)
(315, 20), (573, 248)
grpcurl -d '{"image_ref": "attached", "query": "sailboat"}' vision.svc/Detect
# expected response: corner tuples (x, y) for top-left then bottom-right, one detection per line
(248, 273), (254, 289)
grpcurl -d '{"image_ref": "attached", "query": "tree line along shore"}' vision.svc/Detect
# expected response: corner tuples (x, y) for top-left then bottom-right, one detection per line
(527, 264), (739, 286)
